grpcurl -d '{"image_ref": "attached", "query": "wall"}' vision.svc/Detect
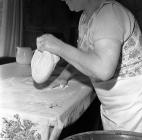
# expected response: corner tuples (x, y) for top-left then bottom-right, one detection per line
(23, 0), (81, 50)
(0, 0), (3, 33)
(0, 0), (5, 56)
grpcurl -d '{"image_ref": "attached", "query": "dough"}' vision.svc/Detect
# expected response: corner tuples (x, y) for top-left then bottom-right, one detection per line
(31, 49), (60, 84)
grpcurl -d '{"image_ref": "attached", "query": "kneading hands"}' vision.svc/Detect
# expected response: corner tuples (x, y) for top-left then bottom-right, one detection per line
(36, 34), (122, 82)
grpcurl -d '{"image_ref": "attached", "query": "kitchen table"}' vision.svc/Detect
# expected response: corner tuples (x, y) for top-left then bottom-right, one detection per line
(0, 63), (95, 140)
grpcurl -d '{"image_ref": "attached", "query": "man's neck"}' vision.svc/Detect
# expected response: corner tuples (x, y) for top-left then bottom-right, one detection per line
(85, 0), (104, 15)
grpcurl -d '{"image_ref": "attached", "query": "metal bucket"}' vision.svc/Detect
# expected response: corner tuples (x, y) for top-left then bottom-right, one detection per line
(63, 130), (142, 140)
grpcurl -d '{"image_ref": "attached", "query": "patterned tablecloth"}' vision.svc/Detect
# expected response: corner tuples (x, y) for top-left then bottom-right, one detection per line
(0, 63), (95, 140)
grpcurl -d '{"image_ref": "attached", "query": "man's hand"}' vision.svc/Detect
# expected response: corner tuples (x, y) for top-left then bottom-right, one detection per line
(36, 34), (65, 55)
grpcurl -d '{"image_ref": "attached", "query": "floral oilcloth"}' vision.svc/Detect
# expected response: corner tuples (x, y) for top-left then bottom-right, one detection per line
(78, 0), (142, 132)
(0, 114), (41, 140)
(0, 75), (94, 140)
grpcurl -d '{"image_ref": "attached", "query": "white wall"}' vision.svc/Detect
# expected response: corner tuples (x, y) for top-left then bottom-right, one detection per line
(0, 0), (5, 56)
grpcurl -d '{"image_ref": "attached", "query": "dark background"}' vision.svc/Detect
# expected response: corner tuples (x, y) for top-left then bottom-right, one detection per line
(23, 0), (81, 50)
(22, 0), (142, 51)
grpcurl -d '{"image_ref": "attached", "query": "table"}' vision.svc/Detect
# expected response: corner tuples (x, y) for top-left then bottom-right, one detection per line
(0, 63), (95, 140)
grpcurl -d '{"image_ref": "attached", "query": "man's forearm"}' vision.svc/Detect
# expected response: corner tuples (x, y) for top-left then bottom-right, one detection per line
(58, 43), (97, 78)
(58, 64), (76, 80)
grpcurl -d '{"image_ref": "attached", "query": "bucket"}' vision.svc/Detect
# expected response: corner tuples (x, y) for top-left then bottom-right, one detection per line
(63, 130), (142, 140)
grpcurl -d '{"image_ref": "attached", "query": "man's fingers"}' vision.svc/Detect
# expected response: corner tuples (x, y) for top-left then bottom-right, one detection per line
(36, 34), (49, 47)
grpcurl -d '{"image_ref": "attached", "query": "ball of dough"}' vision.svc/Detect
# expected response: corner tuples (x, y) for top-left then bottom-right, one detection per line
(31, 49), (60, 84)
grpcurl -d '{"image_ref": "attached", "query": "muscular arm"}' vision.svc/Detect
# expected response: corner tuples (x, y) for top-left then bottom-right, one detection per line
(57, 38), (122, 81)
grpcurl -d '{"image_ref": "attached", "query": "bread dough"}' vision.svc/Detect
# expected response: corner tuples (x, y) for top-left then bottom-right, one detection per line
(31, 49), (60, 83)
